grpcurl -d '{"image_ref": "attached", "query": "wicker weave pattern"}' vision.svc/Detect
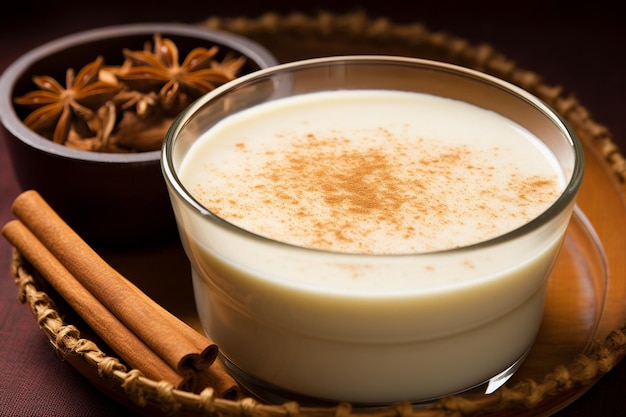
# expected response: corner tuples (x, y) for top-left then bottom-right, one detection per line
(10, 11), (626, 417)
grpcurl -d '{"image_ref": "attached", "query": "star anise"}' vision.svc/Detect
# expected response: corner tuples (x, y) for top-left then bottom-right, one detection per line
(14, 56), (122, 145)
(115, 33), (245, 114)
(64, 101), (121, 152)
(14, 34), (247, 153)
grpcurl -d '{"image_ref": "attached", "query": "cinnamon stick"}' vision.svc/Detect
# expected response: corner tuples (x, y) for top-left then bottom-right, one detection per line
(121, 266), (241, 399)
(2, 219), (184, 387)
(7, 190), (240, 397)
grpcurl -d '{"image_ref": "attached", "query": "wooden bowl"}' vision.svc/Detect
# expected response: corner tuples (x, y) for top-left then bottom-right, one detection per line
(0, 23), (278, 248)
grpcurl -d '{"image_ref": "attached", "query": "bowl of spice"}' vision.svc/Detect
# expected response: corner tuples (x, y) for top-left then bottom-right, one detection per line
(0, 22), (278, 248)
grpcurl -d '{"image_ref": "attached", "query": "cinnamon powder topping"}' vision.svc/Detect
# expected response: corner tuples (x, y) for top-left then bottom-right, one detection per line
(185, 91), (563, 254)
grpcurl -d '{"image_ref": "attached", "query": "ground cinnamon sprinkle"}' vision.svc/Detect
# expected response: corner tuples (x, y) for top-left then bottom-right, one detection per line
(183, 90), (564, 255)
(192, 124), (561, 254)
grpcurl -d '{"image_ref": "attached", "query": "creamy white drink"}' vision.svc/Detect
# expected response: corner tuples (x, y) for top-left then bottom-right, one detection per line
(180, 90), (563, 290)
(183, 90), (562, 254)
(163, 57), (583, 405)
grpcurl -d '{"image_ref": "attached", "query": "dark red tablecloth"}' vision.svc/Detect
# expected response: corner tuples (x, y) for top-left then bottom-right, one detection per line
(1, 2), (624, 416)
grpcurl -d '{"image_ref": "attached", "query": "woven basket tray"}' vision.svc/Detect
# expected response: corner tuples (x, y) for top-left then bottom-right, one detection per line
(10, 11), (626, 417)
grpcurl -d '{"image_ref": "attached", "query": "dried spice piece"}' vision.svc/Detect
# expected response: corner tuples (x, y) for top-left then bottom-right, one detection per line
(14, 34), (246, 153)
(14, 56), (122, 147)
(115, 33), (244, 113)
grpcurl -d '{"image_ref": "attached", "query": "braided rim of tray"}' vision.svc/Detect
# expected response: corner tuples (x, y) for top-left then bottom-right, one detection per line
(11, 10), (626, 417)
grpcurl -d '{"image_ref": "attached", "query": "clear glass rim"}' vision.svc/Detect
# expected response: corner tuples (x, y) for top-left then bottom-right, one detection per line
(162, 55), (585, 257)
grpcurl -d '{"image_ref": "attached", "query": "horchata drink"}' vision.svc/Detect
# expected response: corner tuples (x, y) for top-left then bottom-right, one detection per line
(162, 56), (584, 405)
(182, 90), (563, 258)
